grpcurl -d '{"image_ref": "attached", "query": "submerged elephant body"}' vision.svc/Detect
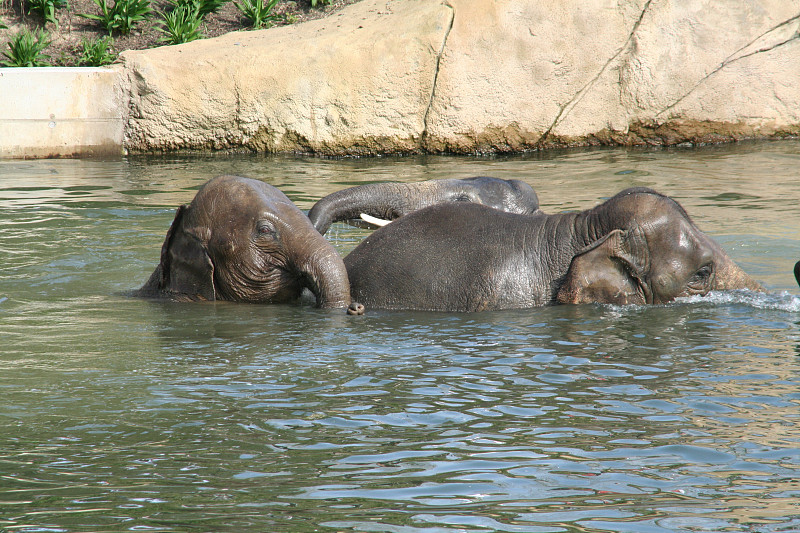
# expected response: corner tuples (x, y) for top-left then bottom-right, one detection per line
(344, 188), (762, 311)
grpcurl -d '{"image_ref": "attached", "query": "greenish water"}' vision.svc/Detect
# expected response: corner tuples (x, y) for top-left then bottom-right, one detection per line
(1, 143), (799, 532)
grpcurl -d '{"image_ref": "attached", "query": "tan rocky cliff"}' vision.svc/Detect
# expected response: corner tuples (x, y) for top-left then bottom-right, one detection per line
(119, 0), (800, 155)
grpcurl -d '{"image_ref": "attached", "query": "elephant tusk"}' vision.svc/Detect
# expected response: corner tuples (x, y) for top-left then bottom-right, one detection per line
(360, 213), (392, 227)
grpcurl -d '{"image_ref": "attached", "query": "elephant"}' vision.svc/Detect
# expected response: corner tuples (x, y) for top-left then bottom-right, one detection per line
(136, 175), (364, 314)
(308, 176), (541, 235)
(796, 261), (800, 288)
(343, 187), (763, 311)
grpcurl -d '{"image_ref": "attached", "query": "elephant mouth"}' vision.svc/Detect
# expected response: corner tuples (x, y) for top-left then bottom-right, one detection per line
(212, 261), (304, 304)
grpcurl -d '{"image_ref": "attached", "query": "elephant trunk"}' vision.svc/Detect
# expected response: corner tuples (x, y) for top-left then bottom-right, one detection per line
(297, 239), (354, 309)
(273, 201), (356, 310)
(713, 254), (763, 292)
(308, 182), (432, 235)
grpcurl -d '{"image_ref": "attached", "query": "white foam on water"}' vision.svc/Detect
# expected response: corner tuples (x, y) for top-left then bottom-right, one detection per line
(677, 290), (800, 313)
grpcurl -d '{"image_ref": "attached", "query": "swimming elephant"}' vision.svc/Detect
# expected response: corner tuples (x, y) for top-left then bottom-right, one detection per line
(308, 176), (540, 235)
(137, 175), (363, 314)
(344, 187), (763, 311)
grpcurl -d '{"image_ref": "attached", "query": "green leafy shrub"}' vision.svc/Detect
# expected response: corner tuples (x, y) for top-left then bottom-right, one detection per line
(28, 0), (68, 26)
(170, 0), (228, 18)
(79, 0), (153, 35)
(79, 35), (116, 65)
(234, 0), (279, 28)
(157, 4), (203, 44)
(2, 27), (51, 66)
(309, 0), (330, 6)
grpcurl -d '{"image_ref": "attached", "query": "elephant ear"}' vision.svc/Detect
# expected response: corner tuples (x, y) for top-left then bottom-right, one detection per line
(150, 205), (216, 301)
(556, 226), (650, 305)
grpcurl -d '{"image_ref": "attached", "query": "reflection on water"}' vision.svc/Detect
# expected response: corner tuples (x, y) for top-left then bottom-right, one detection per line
(1, 142), (799, 532)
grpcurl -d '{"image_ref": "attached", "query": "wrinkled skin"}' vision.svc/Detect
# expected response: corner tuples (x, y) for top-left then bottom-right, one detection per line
(137, 175), (362, 313)
(308, 176), (540, 235)
(344, 187), (762, 311)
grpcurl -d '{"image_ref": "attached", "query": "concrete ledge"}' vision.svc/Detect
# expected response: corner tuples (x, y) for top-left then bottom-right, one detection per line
(0, 67), (126, 159)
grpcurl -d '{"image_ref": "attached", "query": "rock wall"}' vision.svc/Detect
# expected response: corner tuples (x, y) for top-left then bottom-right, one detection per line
(119, 0), (800, 155)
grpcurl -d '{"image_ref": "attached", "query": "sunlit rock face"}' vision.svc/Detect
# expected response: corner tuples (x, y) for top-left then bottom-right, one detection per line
(118, 0), (800, 155)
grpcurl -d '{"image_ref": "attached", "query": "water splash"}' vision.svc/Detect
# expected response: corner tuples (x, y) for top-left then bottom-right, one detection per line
(678, 290), (800, 312)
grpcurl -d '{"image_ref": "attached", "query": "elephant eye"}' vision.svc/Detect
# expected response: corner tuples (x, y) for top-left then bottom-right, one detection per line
(688, 264), (714, 291)
(452, 194), (471, 202)
(256, 221), (277, 237)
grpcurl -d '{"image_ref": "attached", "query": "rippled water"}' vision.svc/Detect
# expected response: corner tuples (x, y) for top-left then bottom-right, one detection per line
(1, 143), (799, 532)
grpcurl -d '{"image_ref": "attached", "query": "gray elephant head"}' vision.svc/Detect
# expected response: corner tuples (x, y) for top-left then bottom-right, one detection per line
(138, 175), (360, 312)
(308, 176), (540, 234)
(555, 188), (762, 305)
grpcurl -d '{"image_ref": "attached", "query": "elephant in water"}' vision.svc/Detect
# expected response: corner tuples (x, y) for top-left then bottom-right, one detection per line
(137, 175), (364, 314)
(139, 177), (765, 313)
(308, 176), (541, 234)
(343, 187), (763, 311)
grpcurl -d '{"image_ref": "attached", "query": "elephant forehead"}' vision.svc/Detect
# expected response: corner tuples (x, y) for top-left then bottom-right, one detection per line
(192, 177), (294, 219)
(455, 178), (538, 212)
(462, 177), (514, 196)
(646, 217), (709, 259)
(647, 222), (715, 288)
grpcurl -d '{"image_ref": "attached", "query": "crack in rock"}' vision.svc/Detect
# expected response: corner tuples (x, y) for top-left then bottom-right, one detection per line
(657, 12), (800, 118)
(537, 0), (654, 146)
(420, 0), (455, 148)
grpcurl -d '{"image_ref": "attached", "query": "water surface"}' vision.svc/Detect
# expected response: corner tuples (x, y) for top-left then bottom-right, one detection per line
(1, 142), (799, 532)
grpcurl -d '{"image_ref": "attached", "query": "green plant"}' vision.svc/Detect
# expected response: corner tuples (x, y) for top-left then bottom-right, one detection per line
(79, 35), (116, 65)
(234, 0), (279, 28)
(28, 0), (68, 26)
(0, 19), (8, 30)
(2, 27), (51, 66)
(169, 0), (227, 18)
(79, 0), (153, 35)
(309, 0), (330, 6)
(157, 4), (202, 44)
(51, 50), (71, 65)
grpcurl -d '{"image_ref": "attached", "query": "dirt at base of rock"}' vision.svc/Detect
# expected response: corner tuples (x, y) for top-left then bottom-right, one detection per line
(0, 0), (361, 66)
